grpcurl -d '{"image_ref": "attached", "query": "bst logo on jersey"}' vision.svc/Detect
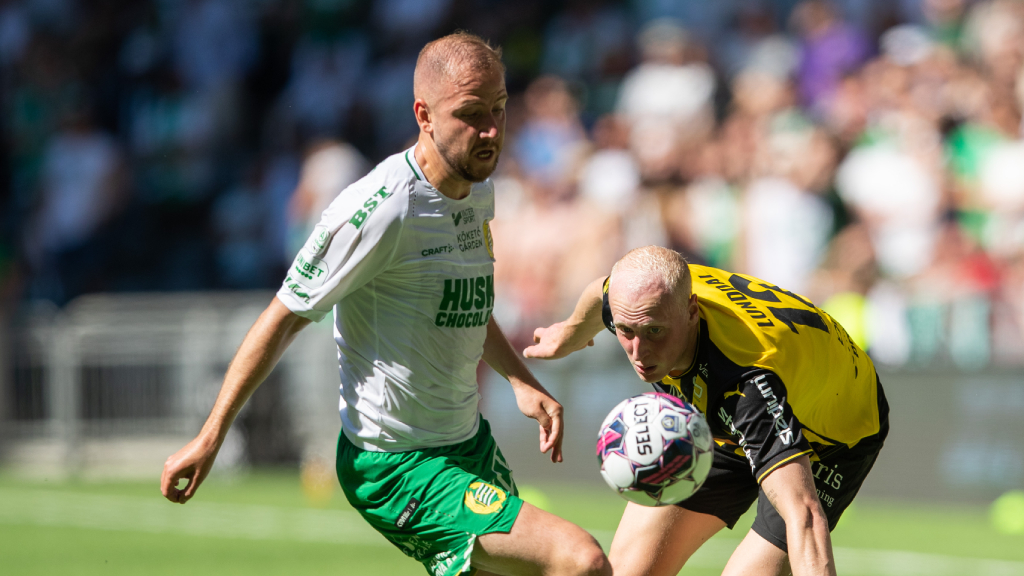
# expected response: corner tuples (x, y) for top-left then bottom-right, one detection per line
(435, 275), (494, 328)
(464, 482), (506, 514)
(349, 186), (391, 229)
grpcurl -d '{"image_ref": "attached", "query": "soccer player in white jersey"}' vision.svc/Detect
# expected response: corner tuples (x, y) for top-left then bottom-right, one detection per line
(160, 33), (610, 576)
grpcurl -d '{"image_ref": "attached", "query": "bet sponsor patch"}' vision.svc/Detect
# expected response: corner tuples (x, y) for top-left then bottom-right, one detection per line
(291, 252), (330, 288)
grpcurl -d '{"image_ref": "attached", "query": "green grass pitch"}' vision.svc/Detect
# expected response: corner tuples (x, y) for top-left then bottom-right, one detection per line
(1, 471), (1023, 576)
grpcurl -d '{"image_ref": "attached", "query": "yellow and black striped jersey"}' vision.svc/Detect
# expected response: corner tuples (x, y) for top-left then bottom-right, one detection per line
(603, 264), (884, 483)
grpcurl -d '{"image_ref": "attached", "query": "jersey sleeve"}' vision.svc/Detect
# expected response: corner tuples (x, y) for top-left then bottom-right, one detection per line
(730, 371), (813, 484)
(276, 182), (404, 322)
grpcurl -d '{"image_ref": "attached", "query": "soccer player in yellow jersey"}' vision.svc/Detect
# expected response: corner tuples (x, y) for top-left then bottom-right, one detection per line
(525, 246), (888, 576)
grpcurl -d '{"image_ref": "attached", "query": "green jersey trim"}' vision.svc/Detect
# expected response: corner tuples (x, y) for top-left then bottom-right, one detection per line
(405, 150), (423, 181)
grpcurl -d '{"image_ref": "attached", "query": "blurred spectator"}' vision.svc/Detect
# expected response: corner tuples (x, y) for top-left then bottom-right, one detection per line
(0, 0), (30, 69)
(23, 108), (127, 302)
(739, 119), (835, 293)
(211, 162), (272, 289)
(282, 33), (370, 139)
(286, 140), (367, 258)
(921, 0), (967, 49)
(577, 114), (641, 214)
(793, 0), (872, 112)
(661, 136), (740, 268)
(617, 19), (715, 181)
(170, 0), (258, 93)
(512, 75), (588, 192)
(718, 1), (798, 79)
(836, 143), (941, 279)
(541, 0), (633, 116)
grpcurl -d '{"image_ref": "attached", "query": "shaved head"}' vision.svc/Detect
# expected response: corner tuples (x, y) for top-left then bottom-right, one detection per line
(607, 246), (698, 382)
(414, 32), (505, 105)
(610, 246), (692, 306)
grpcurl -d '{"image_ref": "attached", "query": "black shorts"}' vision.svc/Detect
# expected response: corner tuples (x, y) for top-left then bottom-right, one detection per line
(678, 380), (889, 552)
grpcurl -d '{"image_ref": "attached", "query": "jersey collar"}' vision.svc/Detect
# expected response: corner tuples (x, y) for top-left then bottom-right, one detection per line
(405, 146), (425, 182)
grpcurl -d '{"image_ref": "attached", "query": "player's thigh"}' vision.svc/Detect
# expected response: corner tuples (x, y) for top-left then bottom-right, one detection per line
(721, 528), (791, 576)
(608, 502), (726, 576)
(471, 502), (610, 576)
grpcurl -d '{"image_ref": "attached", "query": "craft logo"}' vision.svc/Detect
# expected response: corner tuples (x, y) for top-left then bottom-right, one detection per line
(464, 482), (506, 515)
(421, 244), (454, 257)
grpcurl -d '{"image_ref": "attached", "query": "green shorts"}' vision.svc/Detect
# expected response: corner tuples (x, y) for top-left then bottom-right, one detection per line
(336, 417), (523, 576)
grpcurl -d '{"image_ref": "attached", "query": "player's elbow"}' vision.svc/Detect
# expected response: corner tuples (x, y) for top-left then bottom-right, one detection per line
(573, 543), (612, 576)
(555, 532), (611, 576)
(786, 495), (828, 532)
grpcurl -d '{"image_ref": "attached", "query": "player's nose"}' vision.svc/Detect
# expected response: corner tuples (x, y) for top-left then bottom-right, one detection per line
(480, 122), (498, 140)
(631, 336), (650, 362)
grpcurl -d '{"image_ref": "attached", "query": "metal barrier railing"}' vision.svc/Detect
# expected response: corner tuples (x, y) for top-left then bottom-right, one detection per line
(1, 292), (341, 476)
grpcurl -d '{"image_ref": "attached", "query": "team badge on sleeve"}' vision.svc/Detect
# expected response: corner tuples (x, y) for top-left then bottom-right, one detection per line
(464, 481), (506, 514)
(482, 220), (494, 259)
(304, 224), (332, 257)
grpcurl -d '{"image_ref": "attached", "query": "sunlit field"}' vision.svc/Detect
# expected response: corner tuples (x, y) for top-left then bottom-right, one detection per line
(2, 471), (1023, 576)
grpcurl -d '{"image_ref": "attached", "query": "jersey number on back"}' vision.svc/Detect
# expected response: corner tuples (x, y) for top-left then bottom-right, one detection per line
(727, 275), (829, 335)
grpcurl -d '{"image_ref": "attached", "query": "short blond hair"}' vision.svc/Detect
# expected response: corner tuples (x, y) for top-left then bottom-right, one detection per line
(610, 246), (691, 304)
(414, 32), (504, 101)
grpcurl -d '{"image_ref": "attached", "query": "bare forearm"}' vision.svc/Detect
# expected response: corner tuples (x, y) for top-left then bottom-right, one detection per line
(762, 457), (836, 576)
(483, 316), (565, 461)
(785, 510), (836, 576)
(200, 298), (310, 441)
(565, 276), (608, 339)
(162, 297), (311, 503)
(483, 316), (540, 390)
(523, 276), (609, 360)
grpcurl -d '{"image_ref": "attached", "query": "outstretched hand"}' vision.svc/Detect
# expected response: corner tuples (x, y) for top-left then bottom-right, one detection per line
(522, 321), (595, 360)
(160, 435), (220, 504)
(514, 385), (565, 463)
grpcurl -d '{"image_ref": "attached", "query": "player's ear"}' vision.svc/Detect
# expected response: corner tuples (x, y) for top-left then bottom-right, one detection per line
(688, 293), (699, 321)
(413, 99), (433, 134)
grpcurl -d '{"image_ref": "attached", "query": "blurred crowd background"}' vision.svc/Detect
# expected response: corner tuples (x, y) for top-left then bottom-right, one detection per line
(2, 0), (1024, 371)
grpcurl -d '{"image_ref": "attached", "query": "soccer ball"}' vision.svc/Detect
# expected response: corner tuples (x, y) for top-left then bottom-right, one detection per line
(596, 392), (714, 506)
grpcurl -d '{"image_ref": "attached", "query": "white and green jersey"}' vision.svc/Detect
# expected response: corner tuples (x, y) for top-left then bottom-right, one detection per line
(276, 146), (496, 452)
